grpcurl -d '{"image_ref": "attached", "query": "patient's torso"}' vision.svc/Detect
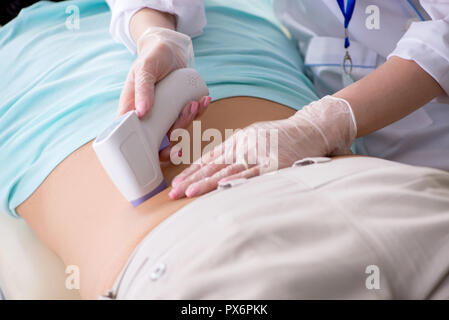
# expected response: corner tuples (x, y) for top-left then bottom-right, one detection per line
(0, 0), (317, 219)
(16, 97), (297, 299)
(17, 139), (194, 299)
(4, 0), (310, 299)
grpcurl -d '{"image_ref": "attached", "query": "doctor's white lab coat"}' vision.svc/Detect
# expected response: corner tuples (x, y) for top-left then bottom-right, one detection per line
(106, 0), (449, 171)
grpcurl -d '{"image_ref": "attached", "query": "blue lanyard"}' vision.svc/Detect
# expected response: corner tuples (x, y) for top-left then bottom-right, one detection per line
(336, 0), (356, 49)
(337, 0), (424, 50)
(337, 0), (356, 76)
(406, 0), (425, 21)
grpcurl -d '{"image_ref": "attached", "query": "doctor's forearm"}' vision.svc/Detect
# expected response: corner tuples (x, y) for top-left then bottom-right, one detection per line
(333, 56), (444, 138)
(129, 8), (176, 43)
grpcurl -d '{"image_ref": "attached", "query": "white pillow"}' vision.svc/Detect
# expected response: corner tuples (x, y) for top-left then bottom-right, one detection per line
(0, 212), (80, 300)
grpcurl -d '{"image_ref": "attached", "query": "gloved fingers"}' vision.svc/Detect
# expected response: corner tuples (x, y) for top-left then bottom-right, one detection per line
(134, 66), (157, 118)
(184, 162), (249, 198)
(197, 96), (212, 117)
(167, 96), (211, 138)
(158, 140), (184, 163)
(117, 67), (136, 117)
(159, 158), (171, 169)
(218, 166), (261, 184)
(158, 100), (194, 163)
(170, 122), (241, 192)
(171, 162), (202, 189)
(171, 141), (226, 188)
(158, 145), (172, 163)
(160, 97), (211, 163)
(131, 26), (198, 119)
(169, 159), (228, 199)
(205, 133), (242, 165)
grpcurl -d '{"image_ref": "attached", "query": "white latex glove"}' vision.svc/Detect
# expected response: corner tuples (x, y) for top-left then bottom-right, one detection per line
(169, 96), (358, 199)
(117, 26), (211, 161)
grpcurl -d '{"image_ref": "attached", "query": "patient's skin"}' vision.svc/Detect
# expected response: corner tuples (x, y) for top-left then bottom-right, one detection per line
(17, 97), (297, 299)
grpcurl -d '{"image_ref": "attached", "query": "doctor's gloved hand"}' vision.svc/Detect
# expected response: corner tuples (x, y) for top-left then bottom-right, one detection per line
(117, 26), (211, 161)
(168, 96), (358, 199)
(118, 27), (209, 118)
(158, 95), (211, 163)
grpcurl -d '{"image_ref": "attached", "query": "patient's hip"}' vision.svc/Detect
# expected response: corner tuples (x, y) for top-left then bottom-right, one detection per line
(105, 156), (449, 300)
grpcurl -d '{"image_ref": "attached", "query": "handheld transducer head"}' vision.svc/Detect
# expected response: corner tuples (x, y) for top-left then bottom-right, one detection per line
(93, 68), (209, 206)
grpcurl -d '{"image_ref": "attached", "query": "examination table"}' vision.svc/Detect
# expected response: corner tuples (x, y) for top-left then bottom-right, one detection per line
(0, 212), (80, 299)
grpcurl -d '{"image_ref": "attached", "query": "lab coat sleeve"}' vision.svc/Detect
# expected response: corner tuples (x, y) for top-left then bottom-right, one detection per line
(388, 1), (449, 101)
(105, 0), (206, 54)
